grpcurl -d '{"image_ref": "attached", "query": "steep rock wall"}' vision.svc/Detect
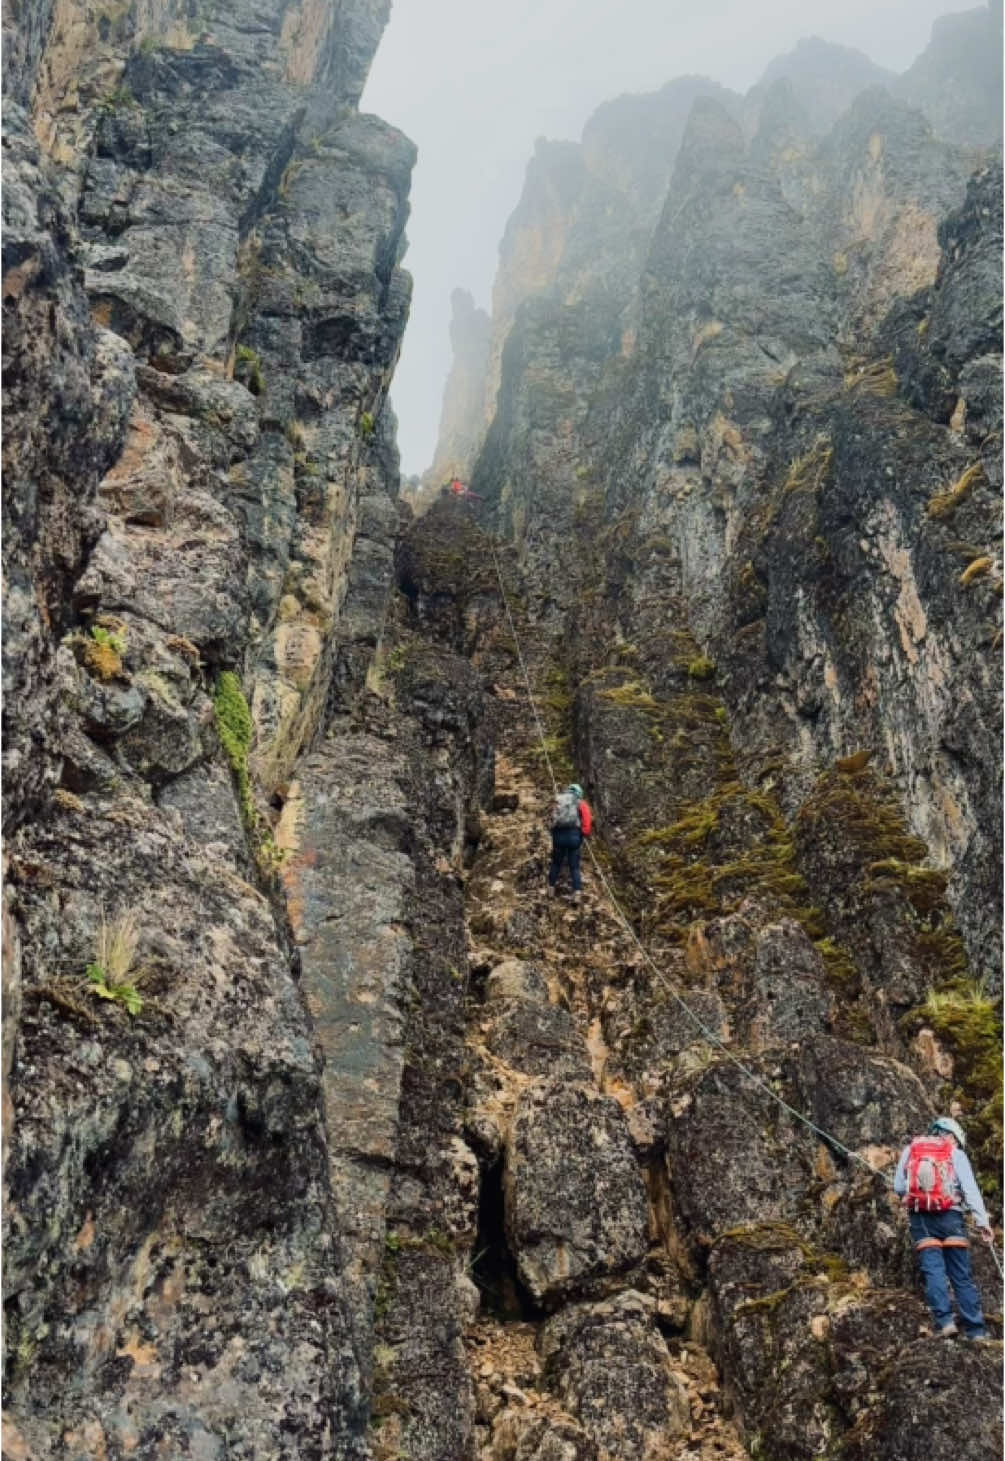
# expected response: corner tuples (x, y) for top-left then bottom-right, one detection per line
(421, 287), (492, 492)
(443, 38), (1003, 1455)
(467, 57), (1003, 996)
(2, 1), (417, 1455)
(4, 4), (1004, 1459)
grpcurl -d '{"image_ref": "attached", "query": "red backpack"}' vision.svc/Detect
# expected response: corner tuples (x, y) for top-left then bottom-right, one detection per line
(578, 800), (593, 837)
(904, 1136), (957, 1212)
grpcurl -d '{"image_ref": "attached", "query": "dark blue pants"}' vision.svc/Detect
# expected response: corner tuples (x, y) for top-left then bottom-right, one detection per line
(549, 835), (582, 892)
(909, 1209), (986, 1335)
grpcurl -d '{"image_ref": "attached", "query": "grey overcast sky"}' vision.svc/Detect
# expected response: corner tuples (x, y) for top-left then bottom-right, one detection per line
(361, 0), (981, 474)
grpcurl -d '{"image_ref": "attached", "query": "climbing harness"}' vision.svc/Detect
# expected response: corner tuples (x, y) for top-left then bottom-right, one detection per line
(488, 539), (1005, 1280)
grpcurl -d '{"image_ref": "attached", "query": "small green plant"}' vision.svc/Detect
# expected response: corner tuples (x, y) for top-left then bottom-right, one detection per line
(85, 909), (144, 1016)
(234, 344), (265, 397)
(688, 656), (716, 680)
(213, 670), (253, 820)
(293, 451), (320, 477)
(82, 620), (127, 681)
(99, 82), (138, 113)
(359, 411), (376, 439)
(91, 624), (127, 655)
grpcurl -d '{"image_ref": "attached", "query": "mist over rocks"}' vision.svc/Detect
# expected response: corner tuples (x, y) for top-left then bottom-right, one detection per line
(2, 2), (1003, 1459)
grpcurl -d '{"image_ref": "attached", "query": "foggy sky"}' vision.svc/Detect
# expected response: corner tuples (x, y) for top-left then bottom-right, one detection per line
(361, 0), (983, 474)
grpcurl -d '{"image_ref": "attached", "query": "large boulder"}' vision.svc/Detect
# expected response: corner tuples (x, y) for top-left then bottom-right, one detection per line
(539, 1292), (691, 1460)
(504, 1079), (649, 1303)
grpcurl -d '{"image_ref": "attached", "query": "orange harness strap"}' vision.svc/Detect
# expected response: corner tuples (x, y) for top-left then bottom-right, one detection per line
(942, 1237), (970, 1249)
(915, 1237), (945, 1251)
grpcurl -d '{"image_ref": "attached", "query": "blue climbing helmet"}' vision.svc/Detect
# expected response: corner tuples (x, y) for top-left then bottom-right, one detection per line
(930, 1116), (966, 1148)
(568, 783), (583, 799)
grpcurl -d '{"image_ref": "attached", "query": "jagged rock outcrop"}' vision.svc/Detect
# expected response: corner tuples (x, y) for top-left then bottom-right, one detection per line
(3, 0), (417, 1455)
(4, 2), (1003, 1458)
(746, 36), (895, 135)
(421, 287), (493, 494)
(464, 26), (1003, 996)
(894, 0), (1004, 145)
(425, 15), (1001, 1458)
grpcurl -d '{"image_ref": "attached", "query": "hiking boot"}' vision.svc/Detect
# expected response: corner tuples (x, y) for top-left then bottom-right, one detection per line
(962, 1331), (990, 1343)
(937, 1322), (959, 1338)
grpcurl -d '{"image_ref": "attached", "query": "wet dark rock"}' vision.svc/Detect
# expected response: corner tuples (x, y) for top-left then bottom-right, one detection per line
(2, 110), (134, 832)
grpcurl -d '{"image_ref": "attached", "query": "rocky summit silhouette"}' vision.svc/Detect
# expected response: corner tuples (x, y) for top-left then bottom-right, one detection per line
(3, 2), (1002, 1458)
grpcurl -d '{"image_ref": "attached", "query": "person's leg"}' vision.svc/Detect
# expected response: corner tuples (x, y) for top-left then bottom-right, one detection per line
(569, 842), (582, 893)
(909, 1213), (955, 1331)
(548, 838), (563, 888)
(941, 1211), (987, 1336)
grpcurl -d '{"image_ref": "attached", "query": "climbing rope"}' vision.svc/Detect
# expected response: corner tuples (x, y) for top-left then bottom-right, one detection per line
(488, 539), (1005, 1278)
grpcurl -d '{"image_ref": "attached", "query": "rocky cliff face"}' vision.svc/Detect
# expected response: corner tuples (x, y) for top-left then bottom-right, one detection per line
(421, 288), (492, 492)
(3, 4), (1003, 1460)
(468, 27), (1003, 995)
(456, 21), (1000, 1458)
(3, 1), (417, 1455)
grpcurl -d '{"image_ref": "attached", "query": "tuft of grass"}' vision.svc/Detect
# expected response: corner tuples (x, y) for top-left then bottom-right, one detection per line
(91, 624), (127, 655)
(598, 679), (660, 711)
(688, 656), (716, 681)
(85, 909), (143, 1016)
(84, 640), (123, 681)
(82, 621), (128, 680)
(864, 858), (947, 916)
(912, 980), (1002, 1193)
(927, 462), (983, 521)
(960, 555), (992, 586)
(234, 344), (265, 397)
(359, 411), (376, 439)
(213, 671), (255, 826)
(843, 357), (897, 397)
(782, 442), (833, 496)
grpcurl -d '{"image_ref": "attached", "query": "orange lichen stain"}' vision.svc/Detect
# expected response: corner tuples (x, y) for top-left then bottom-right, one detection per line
(280, 0), (329, 83)
(83, 640), (124, 681)
(2, 1420), (33, 1459)
(102, 414), (156, 486)
(116, 1330), (159, 1376)
(3, 256), (41, 300)
(74, 1211), (96, 1251)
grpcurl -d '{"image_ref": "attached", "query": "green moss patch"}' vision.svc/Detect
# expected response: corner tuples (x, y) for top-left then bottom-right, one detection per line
(907, 981), (1003, 1194)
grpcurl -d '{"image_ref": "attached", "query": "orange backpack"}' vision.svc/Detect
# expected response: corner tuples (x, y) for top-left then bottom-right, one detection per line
(905, 1136), (957, 1212)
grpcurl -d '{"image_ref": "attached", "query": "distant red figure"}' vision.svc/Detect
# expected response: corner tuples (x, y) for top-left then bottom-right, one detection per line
(444, 477), (482, 502)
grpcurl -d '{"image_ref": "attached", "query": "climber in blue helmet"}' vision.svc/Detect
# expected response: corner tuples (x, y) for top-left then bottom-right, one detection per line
(894, 1116), (994, 1340)
(547, 782), (593, 903)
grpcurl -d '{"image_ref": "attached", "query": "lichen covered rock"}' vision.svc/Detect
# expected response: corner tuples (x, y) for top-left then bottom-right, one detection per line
(505, 1079), (649, 1304)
